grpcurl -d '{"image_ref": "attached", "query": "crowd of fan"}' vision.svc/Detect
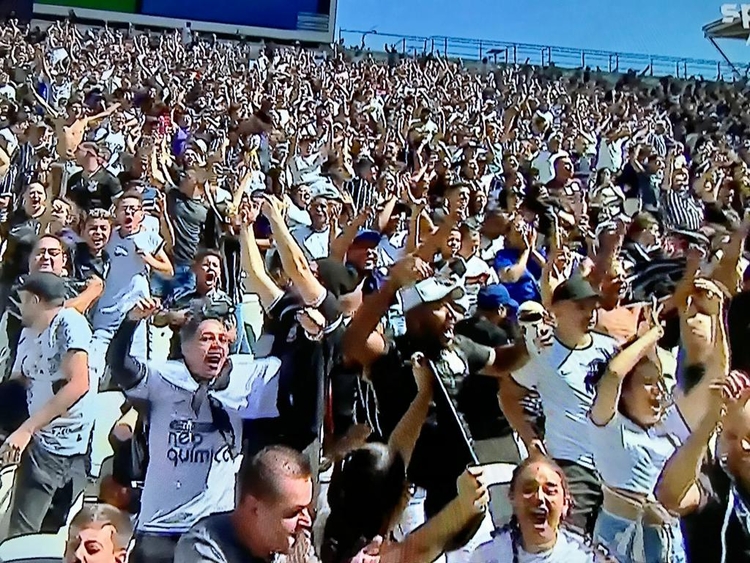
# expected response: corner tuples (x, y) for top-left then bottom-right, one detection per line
(1, 15), (750, 563)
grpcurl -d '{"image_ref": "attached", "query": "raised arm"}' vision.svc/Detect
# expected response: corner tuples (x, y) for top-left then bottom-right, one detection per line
(380, 468), (488, 563)
(260, 194), (326, 306)
(387, 353), (434, 468)
(675, 280), (730, 430)
(106, 299), (157, 393)
(343, 255), (432, 367)
(590, 325), (662, 427)
(239, 204), (284, 311)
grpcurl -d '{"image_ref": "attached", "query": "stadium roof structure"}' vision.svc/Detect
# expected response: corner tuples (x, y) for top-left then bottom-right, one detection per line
(703, 16), (750, 79)
(703, 17), (750, 41)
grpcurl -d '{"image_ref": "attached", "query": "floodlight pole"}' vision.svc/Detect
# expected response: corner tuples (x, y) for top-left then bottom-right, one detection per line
(707, 36), (742, 80)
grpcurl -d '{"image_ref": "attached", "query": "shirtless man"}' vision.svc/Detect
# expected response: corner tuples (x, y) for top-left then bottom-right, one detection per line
(30, 85), (120, 161)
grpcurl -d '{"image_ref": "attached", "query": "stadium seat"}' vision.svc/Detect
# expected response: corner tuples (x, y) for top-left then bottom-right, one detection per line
(0, 493), (83, 561)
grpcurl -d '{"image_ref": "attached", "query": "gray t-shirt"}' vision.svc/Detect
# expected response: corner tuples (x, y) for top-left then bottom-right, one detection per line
(92, 227), (163, 342)
(175, 513), (318, 563)
(14, 308), (95, 456)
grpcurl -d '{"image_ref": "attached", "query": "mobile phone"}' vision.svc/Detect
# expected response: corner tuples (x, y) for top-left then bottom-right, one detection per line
(469, 462), (515, 486)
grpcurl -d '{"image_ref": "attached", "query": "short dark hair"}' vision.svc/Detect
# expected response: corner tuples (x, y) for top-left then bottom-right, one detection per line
(118, 190), (144, 205)
(193, 249), (222, 268)
(68, 503), (133, 550)
(238, 445), (312, 501)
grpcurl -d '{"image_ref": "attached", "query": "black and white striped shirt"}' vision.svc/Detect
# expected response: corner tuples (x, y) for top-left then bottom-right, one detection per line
(661, 188), (704, 232)
(0, 142), (36, 198)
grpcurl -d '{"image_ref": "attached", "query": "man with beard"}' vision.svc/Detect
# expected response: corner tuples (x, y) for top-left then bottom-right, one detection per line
(105, 297), (282, 563)
(154, 249), (234, 359)
(342, 254), (531, 517)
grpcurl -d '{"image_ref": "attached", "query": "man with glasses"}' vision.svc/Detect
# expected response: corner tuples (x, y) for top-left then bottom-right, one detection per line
(91, 191), (172, 355)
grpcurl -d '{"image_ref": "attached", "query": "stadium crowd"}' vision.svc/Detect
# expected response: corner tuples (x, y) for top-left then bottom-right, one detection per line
(0, 14), (749, 563)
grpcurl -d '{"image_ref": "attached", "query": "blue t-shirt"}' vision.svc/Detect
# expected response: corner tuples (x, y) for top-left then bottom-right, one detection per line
(493, 248), (542, 304)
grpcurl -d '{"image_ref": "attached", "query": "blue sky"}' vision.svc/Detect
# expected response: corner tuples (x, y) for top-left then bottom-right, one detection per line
(336, 0), (750, 65)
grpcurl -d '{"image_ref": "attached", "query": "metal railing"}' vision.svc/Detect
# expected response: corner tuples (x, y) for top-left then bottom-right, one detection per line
(339, 29), (746, 81)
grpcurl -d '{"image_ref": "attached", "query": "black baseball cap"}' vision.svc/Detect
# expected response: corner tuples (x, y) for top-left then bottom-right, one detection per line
(551, 273), (600, 304)
(19, 272), (67, 306)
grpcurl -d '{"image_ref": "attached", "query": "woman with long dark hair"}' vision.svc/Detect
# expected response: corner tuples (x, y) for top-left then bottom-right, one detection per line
(322, 354), (490, 563)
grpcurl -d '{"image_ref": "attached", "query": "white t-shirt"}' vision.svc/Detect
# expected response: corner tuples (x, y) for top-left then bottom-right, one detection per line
(511, 332), (619, 469)
(0, 84), (16, 101)
(470, 528), (606, 562)
(291, 225), (331, 261)
(284, 196), (312, 231)
(125, 355), (281, 533)
(532, 150), (566, 185)
(377, 231), (408, 267)
(14, 308), (96, 456)
(92, 228), (164, 342)
(0, 128), (18, 157)
(461, 255), (499, 315)
(596, 137), (627, 172)
(589, 404), (690, 495)
(289, 151), (325, 185)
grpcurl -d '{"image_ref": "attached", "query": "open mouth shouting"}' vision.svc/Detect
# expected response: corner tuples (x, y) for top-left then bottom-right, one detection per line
(204, 345), (226, 373)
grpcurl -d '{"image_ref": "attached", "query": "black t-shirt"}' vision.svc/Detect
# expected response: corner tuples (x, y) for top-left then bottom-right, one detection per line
(268, 291), (343, 451)
(368, 333), (491, 515)
(683, 461), (750, 563)
(71, 242), (110, 282)
(67, 168), (123, 211)
(166, 188), (209, 266)
(455, 316), (514, 441)
(0, 210), (40, 283)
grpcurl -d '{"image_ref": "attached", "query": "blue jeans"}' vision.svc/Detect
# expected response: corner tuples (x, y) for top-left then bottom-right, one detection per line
(150, 263), (195, 301)
(230, 304), (251, 355)
(594, 508), (686, 563)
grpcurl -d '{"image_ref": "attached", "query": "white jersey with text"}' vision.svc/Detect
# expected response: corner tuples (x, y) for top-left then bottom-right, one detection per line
(124, 355), (281, 534)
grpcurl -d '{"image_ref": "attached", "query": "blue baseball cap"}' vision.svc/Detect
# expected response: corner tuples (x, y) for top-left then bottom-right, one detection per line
(352, 230), (382, 246)
(477, 284), (519, 312)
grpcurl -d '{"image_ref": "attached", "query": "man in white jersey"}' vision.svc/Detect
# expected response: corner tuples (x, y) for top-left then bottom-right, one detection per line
(506, 274), (619, 535)
(3, 272), (97, 538)
(106, 297), (281, 563)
